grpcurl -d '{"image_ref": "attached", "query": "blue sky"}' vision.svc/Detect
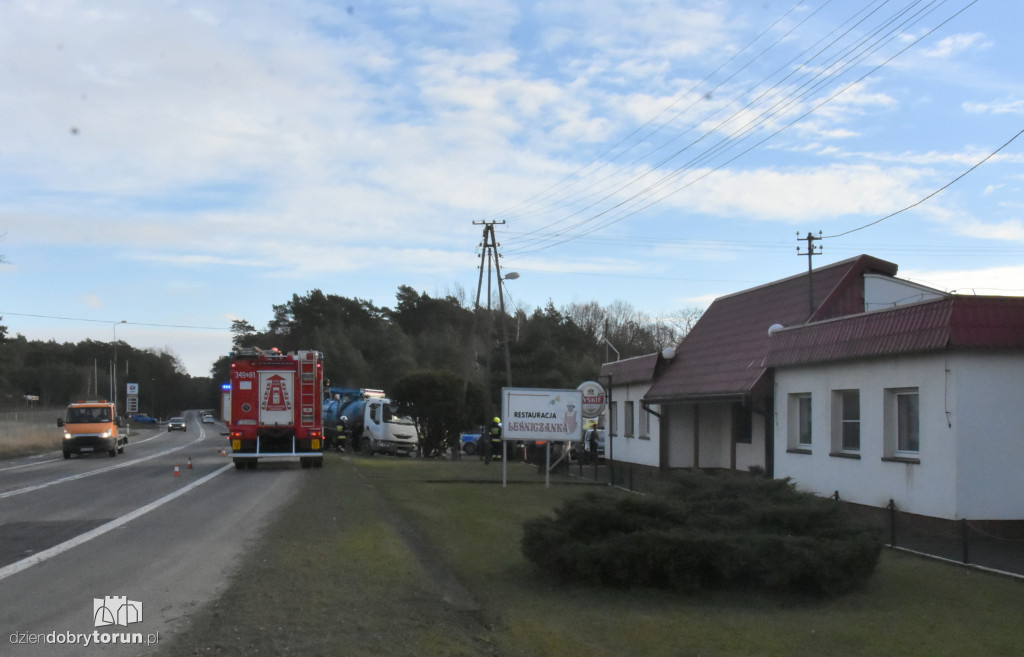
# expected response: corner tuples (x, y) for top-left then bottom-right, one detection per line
(2, 0), (1023, 377)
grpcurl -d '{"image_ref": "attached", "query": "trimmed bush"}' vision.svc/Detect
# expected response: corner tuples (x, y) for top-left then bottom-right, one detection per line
(521, 472), (882, 597)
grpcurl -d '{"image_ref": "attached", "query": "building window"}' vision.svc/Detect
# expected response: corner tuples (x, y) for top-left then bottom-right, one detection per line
(885, 388), (920, 457)
(624, 401), (635, 438)
(787, 393), (812, 451)
(638, 404), (650, 439)
(832, 390), (860, 453)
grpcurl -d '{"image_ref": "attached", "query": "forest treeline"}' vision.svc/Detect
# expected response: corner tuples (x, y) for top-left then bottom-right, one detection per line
(0, 286), (702, 419)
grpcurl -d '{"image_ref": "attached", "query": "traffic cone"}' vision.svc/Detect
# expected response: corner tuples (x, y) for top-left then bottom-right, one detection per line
(220, 447), (227, 457)
(187, 457), (193, 469)
(173, 464), (181, 477)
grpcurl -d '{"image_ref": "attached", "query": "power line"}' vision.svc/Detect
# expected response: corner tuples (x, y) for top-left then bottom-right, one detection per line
(499, 0), (979, 257)
(0, 311), (231, 332)
(822, 127), (1024, 239)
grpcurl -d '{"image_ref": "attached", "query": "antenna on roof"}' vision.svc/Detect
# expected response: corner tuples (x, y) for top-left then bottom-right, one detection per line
(797, 231), (823, 318)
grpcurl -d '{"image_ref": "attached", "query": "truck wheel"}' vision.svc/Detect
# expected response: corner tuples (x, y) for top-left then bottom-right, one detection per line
(234, 459), (245, 470)
(301, 458), (312, 469)
(314, 457), (323, 468)
(360, 437), (373, 455)
(247, 460), (258, 470)
(463, 442), (477, 456)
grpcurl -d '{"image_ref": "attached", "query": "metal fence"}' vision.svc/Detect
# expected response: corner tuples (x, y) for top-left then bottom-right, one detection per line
(0, 407), (62, 426)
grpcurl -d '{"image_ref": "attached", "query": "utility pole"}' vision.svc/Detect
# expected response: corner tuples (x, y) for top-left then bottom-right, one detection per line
(797, 231), (823, 317)
(465, 221), (513, 413)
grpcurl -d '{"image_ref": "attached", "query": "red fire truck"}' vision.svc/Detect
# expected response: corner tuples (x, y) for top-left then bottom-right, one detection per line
(227, 347), (325, 469)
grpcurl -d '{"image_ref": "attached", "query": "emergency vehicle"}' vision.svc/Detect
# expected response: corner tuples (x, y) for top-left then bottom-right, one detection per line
(227, 347), (325, 469)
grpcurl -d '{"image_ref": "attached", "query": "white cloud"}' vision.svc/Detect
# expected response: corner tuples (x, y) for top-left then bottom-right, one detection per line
(920, 33), (991, 59)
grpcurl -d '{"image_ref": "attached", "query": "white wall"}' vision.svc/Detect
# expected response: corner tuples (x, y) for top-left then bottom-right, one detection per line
(864, 274), (944, 311)
(774, 354), (959, 518)
(608, 381), (660, 468)
(775, 351), (1024, 520)
(950, 352), (1024, 519)
(660, 400), (767, 472)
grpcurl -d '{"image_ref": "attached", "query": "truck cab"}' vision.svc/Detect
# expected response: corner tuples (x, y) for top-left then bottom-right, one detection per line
(58, 400), (126, 458)
(360, 400), (419, 456)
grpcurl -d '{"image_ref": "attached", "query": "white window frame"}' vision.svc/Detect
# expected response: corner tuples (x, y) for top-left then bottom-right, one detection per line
(884, 387), (920, 458)
(787, 393), (812, 451)
(624, 401), (635, 438)
(831, 389), (860, 454)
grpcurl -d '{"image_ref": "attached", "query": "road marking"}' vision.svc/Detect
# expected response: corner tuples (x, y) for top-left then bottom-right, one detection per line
(0, 463), (235, 583)
(0, 432), (211, 500)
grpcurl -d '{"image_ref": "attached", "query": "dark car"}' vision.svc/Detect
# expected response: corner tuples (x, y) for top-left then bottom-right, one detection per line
(130, 413), (158, 424)
(167, 417), (187, 431)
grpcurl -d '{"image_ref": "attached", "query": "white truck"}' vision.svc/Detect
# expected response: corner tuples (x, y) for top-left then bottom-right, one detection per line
(323, 387), (419, 456)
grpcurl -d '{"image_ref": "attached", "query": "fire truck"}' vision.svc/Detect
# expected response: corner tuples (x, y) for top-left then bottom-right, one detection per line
(227, 347), (325, 469)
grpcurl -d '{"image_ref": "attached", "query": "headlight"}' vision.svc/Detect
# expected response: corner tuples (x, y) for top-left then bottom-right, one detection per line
(64, 432), (72, 440)
(101, 429), (112, 438)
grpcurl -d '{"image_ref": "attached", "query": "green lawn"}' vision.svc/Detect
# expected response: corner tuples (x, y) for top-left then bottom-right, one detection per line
(360, 457), (1024, 657)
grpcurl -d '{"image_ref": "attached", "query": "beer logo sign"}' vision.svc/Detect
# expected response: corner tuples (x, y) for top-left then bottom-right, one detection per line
(577, 380), (607, 418)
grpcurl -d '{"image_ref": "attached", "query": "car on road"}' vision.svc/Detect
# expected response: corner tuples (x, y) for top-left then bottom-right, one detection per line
(202, 413), (215, 424)
(130, 413), (158, 424)
(167, 417), (187, 431)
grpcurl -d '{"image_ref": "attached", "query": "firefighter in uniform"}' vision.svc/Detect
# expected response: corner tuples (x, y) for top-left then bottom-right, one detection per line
(481, 416), (501, 464)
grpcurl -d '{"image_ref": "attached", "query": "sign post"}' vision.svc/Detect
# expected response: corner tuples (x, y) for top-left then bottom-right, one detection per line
(501, 387), (583, 487)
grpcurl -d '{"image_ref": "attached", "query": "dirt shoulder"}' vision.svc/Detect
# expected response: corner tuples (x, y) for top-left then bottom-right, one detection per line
(156, 455), (499, 657)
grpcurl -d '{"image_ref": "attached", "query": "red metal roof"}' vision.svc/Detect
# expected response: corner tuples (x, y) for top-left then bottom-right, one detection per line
(644, 255), (899, 403)
(766, 295), (1024, 367)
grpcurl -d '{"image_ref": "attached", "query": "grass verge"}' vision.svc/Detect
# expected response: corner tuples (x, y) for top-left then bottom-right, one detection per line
(158, 456), (1024, 657)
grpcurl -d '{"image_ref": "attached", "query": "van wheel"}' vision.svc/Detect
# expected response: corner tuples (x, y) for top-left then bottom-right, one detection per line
(108, 447), (117, 457)
(63, 451), (71, 459)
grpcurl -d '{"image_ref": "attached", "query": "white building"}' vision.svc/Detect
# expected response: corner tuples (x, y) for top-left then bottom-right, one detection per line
(767, 295), (1024, 520)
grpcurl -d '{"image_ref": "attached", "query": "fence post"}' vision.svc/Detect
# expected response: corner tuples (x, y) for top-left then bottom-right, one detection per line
(887, 499), (897, 547)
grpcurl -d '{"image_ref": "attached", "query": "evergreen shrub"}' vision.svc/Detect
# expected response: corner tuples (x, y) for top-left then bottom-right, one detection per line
(521, 472), (883, 597)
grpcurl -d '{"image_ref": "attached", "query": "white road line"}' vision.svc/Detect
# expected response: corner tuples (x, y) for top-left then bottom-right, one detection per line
(0, 463), (235, 583)
(0, 432), (211, 500)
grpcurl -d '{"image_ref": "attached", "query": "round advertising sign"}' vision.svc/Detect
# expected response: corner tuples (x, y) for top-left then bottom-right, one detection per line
(577, 380), (607, 418)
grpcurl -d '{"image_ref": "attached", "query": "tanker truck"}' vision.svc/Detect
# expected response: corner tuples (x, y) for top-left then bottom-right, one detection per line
(322, 387), (419, 456)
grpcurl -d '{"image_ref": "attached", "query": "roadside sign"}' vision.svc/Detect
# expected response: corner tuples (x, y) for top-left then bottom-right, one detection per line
(501, 387), (583, 442)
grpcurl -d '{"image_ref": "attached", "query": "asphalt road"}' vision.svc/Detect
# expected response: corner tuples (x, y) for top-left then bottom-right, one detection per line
(0, 410), (305, 656)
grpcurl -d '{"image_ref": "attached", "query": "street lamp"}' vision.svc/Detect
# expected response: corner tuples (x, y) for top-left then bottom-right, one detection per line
(497, 271), (519, 386)
(112, 320), (126, 413)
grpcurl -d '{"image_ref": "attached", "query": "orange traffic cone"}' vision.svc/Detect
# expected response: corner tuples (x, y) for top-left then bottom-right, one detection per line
(187, 457), (193, 469)
(220, 447), (227, 457)
(173, 464), (181, 477)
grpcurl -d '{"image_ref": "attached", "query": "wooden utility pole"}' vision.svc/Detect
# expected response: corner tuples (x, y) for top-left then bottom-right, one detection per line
(466, 221), (513, 408)
(797, 231), (823, 317)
